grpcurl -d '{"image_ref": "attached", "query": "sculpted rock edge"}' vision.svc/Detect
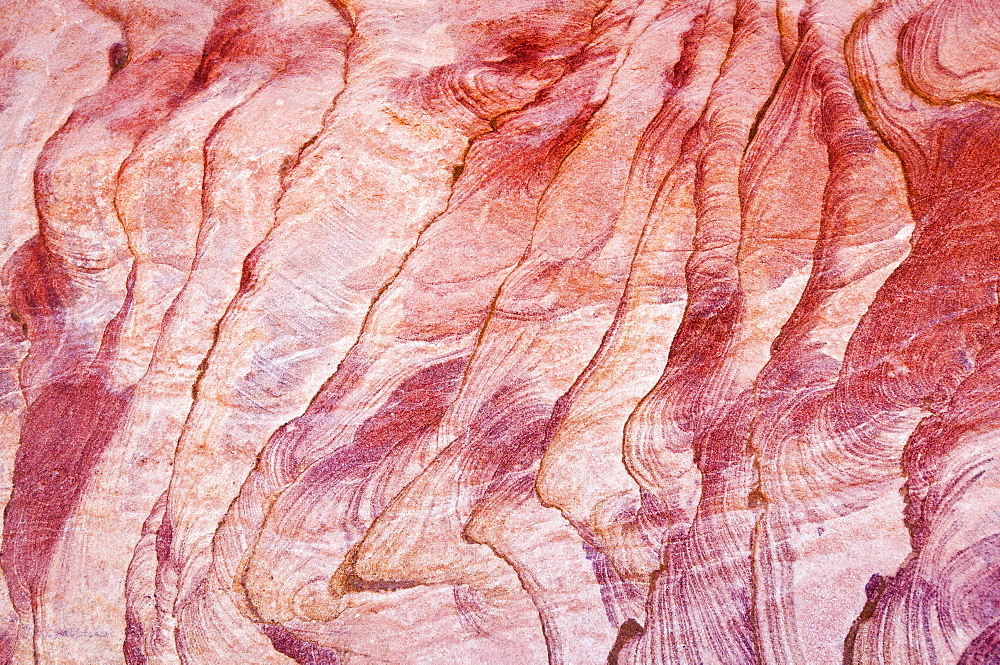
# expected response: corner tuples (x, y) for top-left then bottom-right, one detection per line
(1, 0), (998, 663)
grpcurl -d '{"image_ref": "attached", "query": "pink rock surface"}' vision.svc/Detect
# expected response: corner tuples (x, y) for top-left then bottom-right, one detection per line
(4, 0), (1000, 662)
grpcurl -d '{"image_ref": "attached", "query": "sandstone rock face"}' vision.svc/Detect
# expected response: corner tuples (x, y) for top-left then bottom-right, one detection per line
(2, 0), (999, 662)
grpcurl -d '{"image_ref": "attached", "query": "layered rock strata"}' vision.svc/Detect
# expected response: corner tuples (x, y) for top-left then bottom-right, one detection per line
(2, 0), (1000, 663)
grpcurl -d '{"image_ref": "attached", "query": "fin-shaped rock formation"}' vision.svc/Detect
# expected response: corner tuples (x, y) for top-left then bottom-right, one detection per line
(2, 0), (1000, 662)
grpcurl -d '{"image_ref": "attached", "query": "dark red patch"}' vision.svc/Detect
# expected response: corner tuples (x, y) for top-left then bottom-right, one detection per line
(262, 624), (341, 664)
(3, 239), (139, 613)
(1, 376), (133, 612)
(294, 357), (468, 487)
(122, 608), (148, 665)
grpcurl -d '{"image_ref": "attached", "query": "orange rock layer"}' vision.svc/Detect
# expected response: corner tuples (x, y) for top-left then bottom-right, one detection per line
(1, 0), (999, 662)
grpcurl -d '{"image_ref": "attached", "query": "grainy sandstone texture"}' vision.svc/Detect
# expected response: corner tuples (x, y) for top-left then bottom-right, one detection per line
(2, 0), (1000, 662)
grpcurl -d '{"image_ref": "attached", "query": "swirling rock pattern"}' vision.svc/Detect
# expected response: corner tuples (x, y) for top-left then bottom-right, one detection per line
(2, 0), (999, 662)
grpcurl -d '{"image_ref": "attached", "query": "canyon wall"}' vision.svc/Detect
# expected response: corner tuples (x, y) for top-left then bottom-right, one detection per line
(2, 0), (1000, 662)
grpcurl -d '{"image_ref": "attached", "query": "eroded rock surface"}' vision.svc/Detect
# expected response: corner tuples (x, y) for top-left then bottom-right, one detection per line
(3, 0), (1000, 662)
